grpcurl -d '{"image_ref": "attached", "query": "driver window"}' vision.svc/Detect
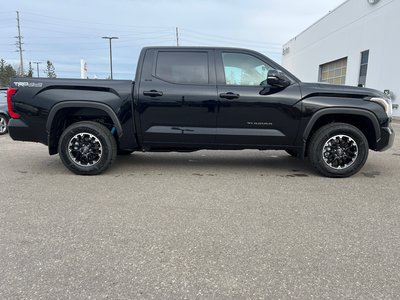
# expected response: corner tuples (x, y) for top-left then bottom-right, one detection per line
(222, 52), (273, 86)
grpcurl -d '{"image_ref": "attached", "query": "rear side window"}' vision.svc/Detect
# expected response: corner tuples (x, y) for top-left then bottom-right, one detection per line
(155, 51), (209, 85)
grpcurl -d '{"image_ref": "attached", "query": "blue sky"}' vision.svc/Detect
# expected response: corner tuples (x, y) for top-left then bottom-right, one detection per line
(0, 0), (345, 79)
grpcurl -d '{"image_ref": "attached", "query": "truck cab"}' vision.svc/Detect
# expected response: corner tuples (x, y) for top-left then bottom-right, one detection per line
(135, 47), (302, 150)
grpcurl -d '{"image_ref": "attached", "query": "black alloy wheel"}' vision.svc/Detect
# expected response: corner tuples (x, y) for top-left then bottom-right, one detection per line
(67, 132), (103, 166)
(322, 134), (358, 169)
(308, 123), (369, 178)
(58, 121), (117, 175)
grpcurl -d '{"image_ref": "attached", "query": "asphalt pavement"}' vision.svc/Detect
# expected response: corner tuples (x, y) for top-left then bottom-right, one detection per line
(1, 124), (400, 299)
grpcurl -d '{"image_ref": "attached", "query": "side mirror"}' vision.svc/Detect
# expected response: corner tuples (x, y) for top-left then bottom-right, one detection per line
(266, 70), (291, 88)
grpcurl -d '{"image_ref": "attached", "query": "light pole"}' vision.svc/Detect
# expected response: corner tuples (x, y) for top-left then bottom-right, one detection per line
(33, 61), (41, 78)
(102, 36), (118, 79)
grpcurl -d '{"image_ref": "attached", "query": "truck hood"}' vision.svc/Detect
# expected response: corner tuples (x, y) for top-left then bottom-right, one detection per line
(299, 82), (386, 100)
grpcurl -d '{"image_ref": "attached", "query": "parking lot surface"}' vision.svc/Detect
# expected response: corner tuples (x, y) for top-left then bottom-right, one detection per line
(1, 123), (400, 299)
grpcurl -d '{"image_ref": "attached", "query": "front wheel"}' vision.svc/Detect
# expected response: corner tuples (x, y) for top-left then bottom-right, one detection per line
(308, 123), (369, 178)
(0, 114), (9, 135)
(58, 121), (117, 175)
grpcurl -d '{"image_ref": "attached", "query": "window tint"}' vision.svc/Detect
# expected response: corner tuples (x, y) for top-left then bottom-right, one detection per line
(222, 52), (273, 86)
(155, 51), (209, 84)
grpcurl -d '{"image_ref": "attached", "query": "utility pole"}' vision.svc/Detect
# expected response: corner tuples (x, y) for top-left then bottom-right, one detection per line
(102, 36), (118, 80)
(176, 27), (179, 47)
(33, 61), (42, 78)
(16, 11), (24, 76)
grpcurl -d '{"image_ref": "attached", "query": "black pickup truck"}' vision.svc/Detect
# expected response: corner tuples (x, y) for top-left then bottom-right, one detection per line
(7, 47), (394, 177)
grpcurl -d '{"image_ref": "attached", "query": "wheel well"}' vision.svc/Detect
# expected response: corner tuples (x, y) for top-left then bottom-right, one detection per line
(305, 114), (377, 155)
(48, 107), (116, 155)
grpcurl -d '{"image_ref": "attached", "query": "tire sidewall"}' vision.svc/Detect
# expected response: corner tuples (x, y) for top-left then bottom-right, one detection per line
(310, 124), (369, 177)
(58, 122), (115, 175)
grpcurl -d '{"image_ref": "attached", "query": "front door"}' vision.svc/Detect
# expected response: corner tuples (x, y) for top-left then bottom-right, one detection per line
(215, 50), (302, 147)
(137, 49), (218, 147)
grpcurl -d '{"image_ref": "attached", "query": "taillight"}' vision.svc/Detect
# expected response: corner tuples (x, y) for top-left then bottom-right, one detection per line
(7, 88), (20, 119)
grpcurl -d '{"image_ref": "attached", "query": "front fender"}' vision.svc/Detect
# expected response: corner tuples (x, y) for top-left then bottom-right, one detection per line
(303, 108), (381, 142)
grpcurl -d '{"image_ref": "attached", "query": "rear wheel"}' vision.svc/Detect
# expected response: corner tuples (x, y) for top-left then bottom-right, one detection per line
(58, 121), (117, 175)
(308, 123), (369, 178)
(0, 114), (9, 135)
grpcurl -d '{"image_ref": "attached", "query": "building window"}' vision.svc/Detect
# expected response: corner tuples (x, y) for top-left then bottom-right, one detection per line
(319, 57), (347, 85)
(358, 50), (369, 87)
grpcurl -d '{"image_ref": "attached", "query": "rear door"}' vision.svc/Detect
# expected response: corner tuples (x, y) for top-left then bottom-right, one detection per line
(215, 50), (302, 147)
(136, 49), (218, 147)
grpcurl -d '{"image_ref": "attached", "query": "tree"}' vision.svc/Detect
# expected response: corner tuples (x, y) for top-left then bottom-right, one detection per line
(44, 60), (56, 78)
(0, 59), (17, 87)
(27, 62), (33, 78)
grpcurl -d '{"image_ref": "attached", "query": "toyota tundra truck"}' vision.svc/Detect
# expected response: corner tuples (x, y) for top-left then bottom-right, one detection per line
(6, 47), (394, 177)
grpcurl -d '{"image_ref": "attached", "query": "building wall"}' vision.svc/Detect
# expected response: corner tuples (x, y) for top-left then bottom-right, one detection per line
(282, 0), (400, 117)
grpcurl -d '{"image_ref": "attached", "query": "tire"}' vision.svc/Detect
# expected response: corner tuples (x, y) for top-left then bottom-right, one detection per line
(285, 149), (298, 157)
(58, 121), (117, 175)
(308, 123), (369, 178)
(0, 114), (9, 135)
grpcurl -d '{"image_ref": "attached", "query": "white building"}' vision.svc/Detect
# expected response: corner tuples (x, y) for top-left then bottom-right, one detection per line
(282, 0), (399, 117)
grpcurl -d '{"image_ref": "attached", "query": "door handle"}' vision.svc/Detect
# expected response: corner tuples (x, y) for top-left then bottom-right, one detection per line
(219, 92), (240, 99)
(143, 90), (163, 97)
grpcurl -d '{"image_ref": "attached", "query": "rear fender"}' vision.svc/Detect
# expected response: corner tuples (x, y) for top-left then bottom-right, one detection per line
(46, 101), (123, 154)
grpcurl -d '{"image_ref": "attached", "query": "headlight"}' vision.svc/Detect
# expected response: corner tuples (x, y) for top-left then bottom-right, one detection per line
(370, 97), (393, 118)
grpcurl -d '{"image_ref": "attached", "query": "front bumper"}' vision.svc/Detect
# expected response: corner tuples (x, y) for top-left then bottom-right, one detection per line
(376, 125), (395, 151)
